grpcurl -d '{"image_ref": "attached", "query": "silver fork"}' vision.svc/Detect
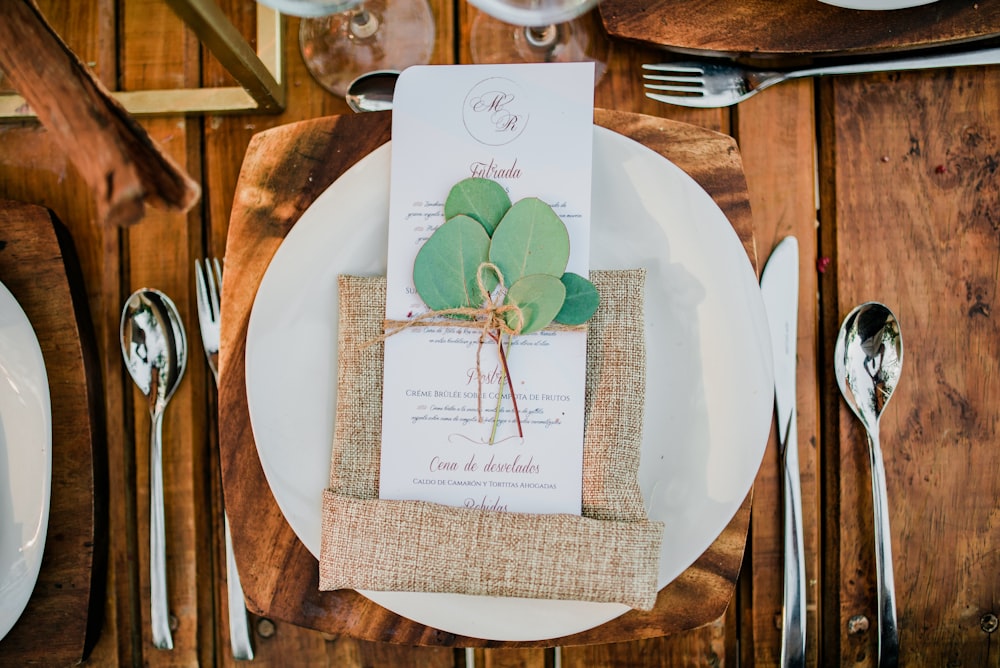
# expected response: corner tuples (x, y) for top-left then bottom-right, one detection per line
(643, 47), (1000, 108)
(195, 258), (255, 662)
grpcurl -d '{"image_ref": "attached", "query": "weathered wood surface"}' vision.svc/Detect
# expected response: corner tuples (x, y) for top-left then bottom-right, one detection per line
(600, 0), (1000, 59)
(0, 201), (106, 665)
(819, 67), (1000, 667)
(737, 81), (821, 668)
(217, 108), (757, 647)
(0, 0), (996, 665)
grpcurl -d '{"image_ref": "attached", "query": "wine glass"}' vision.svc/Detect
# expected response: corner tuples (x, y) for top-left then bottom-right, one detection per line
(467, 0), (610, 82)
(259, 0), (436, 99)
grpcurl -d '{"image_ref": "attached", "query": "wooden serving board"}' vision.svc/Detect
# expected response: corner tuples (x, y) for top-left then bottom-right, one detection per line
(219, 109), (757, 646)
(0, 201), (106, 663)
(600, 0), (1000, 60)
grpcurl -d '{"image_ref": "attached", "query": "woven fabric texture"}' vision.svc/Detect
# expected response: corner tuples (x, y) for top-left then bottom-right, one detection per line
(319, 270), (664, 610)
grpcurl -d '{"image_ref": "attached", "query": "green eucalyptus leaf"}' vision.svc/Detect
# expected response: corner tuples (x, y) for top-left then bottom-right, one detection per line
(413, 215), (494, 311)
(488, 197), (569, 287)
(444, 178), (512, 235)
(554, 272), (600, 325)
(503, 274), (566, 335)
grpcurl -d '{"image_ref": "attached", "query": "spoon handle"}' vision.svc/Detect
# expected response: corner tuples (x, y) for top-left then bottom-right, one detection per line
(150, 410), (174, 650)
(868, 429), (899, 667)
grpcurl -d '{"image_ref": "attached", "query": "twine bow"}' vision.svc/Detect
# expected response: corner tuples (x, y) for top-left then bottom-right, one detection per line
(371, 262), (584, 440)
(381, 262), (524, 341)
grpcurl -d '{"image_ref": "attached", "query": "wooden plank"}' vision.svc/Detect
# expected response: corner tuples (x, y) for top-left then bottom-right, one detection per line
(201, 6), (274, 665)
(327, 638), (457, 666)
(736, 81), (821, 666)
(592, 20), (729, 135)
(476, 647), (549, 667)
(820, 66), (1000, 666)
(216, 625), (459, 666)
(563, 618), (727, 667)
(120, 0), (212, 664)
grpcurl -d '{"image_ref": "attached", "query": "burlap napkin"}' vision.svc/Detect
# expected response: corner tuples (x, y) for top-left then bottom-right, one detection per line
(319, 270), (664, 610)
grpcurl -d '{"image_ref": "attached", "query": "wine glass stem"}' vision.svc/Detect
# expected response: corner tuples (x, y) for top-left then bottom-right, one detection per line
(350, 7), (380, 39)
(524, 25), (558, 49)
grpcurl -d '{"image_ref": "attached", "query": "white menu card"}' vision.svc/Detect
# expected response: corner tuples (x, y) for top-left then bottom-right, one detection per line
(379, 63), (594, 515)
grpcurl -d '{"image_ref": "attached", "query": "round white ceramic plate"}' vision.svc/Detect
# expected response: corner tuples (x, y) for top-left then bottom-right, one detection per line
(246, 126), (773, 641)
(0, 280), (51, 642)
(817, 0), (937, 10)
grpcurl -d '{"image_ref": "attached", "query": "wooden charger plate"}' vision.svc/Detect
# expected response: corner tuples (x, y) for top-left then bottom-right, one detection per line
(219, 109), (757, 646)
(0, 201), (106, 663)
(600, 0), (1000, 59)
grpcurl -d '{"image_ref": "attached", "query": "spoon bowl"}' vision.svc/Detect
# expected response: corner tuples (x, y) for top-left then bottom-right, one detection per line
(120, 288), (188, 651)
(121, 289), (187, 413)
(835, 302), (903, 431)
(834, 301), (903, 668)
(345, 69), (399, 112)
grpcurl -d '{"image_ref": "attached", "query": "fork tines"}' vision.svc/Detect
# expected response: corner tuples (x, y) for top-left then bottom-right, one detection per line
(642, 63), (705, 75)
(194, 258), (222, 320)
(194, 257), (223, 359)
(194, 257), (223, 382)
(642, 63), (706, 100)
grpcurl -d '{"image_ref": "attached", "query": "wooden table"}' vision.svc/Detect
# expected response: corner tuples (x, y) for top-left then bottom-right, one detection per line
(0, 1), (997, 666)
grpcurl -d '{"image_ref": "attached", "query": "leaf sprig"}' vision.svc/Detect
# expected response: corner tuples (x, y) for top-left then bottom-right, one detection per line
(411, 177), (599, 442)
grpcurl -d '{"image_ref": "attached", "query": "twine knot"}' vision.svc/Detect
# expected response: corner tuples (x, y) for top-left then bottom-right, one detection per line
(381, 262), (524, 340)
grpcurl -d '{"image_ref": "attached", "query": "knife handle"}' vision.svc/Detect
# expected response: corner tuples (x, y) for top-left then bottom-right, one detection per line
(780, 418), (806, 668)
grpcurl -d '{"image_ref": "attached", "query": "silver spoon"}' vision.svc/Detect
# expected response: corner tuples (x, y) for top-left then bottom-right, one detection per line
(345, 69), (399, 112)
(834, 302), (903, 668)
(121, 288), (188, 651)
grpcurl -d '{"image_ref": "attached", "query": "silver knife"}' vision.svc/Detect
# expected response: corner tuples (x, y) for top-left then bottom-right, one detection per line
(760, 236), (806, 667)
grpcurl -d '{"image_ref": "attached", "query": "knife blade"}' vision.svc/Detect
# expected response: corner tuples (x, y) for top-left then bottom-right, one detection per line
(760, 236), (806, 667)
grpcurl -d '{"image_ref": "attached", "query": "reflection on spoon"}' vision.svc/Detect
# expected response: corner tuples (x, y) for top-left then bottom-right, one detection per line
(345, 70), (399, 112)
(120, 288), (188, 651)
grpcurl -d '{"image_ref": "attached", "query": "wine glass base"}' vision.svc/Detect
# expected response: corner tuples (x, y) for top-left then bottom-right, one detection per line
(469, 10), (610, 84)
(299, 0), (435, 98)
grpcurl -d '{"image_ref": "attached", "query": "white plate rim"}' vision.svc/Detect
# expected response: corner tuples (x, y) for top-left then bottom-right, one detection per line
(245, 124), (773, 641)
(816, 0), (937, 10)
(0, 279), (52, 642)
